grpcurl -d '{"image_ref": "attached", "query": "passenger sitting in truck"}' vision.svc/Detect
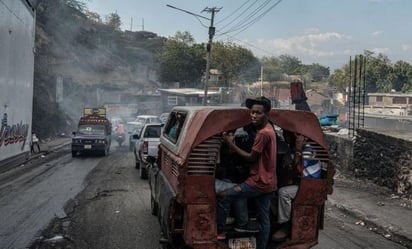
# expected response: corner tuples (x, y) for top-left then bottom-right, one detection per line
(272, 131), (321, 242)
(217, 96), (277, 249)
(217, 126), (254, 184)
(167, 113), (184, 140)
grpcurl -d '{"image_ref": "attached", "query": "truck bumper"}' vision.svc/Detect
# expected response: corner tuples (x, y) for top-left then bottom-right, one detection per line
(72, 144), (106, 153)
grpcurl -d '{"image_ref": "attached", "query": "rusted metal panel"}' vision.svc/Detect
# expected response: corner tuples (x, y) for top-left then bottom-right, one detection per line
(183, 204), (217, 244)
(173, 107), (330, 161)
(269, 109), (328, 150)
(287, 178), (328, 246)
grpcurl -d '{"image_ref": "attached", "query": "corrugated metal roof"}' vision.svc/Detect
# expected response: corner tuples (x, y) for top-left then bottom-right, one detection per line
(158, 88), (219, 96)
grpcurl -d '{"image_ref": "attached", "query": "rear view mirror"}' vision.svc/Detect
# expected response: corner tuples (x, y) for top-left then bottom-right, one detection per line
(132, 134), (140, 139)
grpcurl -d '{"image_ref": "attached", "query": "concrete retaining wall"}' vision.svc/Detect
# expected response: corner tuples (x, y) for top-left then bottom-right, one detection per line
(326, 130), (412, 199)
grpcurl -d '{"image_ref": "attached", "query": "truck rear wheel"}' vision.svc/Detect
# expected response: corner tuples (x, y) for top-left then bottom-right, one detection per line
(140, 165), (148, 179)
(72, 151), (77, 157)
(151, 196), (158, 216)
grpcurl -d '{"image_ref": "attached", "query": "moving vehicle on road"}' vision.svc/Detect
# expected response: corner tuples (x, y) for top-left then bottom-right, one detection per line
(147, 106), (335, 249)
(71, 108), (112, 157)
(115, 132), (125, 147)
(133, 123), (163, 179)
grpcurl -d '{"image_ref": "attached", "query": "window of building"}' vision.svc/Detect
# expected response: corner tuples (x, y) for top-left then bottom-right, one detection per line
(189, 97), (198, 104)
(392, 97), (407, 104)
(168, 96), (178, 106)
(376, 96), (383, 102)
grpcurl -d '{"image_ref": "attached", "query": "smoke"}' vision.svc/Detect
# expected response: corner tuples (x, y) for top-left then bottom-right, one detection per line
(33, 0), (163, 137)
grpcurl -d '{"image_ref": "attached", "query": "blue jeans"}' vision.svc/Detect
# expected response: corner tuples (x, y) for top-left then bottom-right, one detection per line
(217, 182), (273, 249)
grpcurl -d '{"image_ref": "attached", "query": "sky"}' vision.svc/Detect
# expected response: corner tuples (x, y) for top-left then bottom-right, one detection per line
(86, 0), (412, 71)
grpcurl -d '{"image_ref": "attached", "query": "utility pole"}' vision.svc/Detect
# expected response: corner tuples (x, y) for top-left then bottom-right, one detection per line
(260, 66), (264, 96)
(202, 7), (220, 106)
(166, 5), (220, 106)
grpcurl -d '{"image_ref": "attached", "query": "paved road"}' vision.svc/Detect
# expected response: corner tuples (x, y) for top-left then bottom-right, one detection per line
(0, 142), (407, 249)
(29, 144), (161, 249)
(0, 149), (102, 249)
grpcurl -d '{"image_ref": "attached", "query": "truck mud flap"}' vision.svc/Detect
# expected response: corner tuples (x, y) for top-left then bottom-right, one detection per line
(156, 171), (176, 239)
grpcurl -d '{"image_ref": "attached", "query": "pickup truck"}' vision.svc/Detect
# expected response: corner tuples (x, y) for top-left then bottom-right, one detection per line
(133, 123), (162, 179)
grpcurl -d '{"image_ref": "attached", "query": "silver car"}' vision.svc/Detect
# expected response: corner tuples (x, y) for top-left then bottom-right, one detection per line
(133, 123), (163, 179)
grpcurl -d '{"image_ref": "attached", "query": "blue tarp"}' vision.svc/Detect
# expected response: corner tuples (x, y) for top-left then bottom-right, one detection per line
(319, 114), (338, 126)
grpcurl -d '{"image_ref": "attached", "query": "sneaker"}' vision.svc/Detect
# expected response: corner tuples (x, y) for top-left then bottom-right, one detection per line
(234, 222), (260, 233)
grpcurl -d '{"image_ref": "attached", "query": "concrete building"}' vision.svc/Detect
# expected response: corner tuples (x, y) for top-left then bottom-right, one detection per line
(365, 92), (412, 116)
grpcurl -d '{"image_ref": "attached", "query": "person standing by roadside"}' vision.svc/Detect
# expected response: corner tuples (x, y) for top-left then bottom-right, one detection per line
(217, 96), (277, 249)
(31, 132), (40, 153)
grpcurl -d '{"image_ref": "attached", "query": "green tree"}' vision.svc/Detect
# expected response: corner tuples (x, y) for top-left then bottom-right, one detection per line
(261, 56), (282, 81)
(306, 63), (330, 82)
(279, 54), (303, 75)
(329, 65), (350, 93)
(158, 39), (205, 87)
(365, 53), (394, 92)
(211, 42), (258, 86)
(85, 10), (101, 23)
(392, 60), (412, 92)
(105, 13), (122, 31)
(173, 31), (195, 45)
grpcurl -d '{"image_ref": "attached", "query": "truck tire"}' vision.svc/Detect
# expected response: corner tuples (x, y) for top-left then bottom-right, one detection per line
(151, 195), (158, 216)
(140, 165), (148, 179)
(72, 151), (77, 157)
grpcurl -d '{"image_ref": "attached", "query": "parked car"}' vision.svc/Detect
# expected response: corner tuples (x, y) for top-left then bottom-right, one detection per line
(133, 123), (163, 179)
(128, 126), (143, 151)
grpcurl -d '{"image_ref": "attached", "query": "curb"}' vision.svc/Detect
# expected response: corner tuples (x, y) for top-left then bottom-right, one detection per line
(27, 140), (72, 163)
(327, 198), (412, 248)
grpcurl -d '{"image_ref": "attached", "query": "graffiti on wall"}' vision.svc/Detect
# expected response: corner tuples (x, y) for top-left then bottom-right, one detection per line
(0, 113), (30, 150)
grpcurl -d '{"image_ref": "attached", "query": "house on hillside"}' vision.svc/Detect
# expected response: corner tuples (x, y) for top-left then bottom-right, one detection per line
(305, 89), (331, 116)
(365, 92), (412, 116)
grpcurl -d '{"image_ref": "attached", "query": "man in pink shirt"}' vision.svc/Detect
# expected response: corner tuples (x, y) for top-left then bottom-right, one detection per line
(217, 96), (277, 249)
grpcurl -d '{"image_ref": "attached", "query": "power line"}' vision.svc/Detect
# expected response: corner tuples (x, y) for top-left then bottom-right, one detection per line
(215, 0), (252, 25)
(220, 0), (271, 35)
(218, 0), (260, 31)
(217, 0), (282, 37)
(219, 35), (277, 57)
(231, 0), (282, 37)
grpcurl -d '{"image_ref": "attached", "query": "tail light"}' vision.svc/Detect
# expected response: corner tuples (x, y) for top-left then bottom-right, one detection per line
(143, 141), (148, 154)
